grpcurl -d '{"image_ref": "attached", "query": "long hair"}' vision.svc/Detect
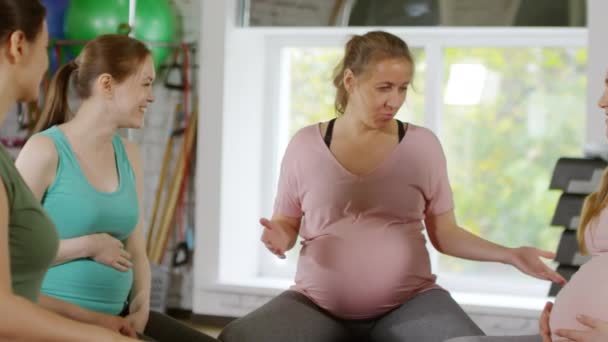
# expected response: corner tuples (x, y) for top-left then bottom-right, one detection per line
(578, 169), (608, 254)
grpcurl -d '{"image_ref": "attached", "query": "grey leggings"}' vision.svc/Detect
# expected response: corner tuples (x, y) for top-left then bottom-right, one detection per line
(219, 289), (484, 342)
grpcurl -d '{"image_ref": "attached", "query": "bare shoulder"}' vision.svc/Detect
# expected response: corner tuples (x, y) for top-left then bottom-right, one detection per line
(16, 134), (58, 170)
(14, 135), (59, 194)
(21, 134), (57, 156)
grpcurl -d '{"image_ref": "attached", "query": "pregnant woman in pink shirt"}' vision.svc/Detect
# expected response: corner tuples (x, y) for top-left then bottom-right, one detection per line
(219, 31), (565, 342)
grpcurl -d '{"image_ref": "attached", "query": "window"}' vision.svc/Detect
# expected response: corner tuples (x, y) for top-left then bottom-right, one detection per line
(439, 47), (586, 294)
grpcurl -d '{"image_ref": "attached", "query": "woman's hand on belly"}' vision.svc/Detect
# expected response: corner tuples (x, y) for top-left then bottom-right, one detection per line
(555, 315), (608, 342)
(88, 233), (133, 271)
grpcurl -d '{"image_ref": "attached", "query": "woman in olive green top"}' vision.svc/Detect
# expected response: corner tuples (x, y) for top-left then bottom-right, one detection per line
(0, 0), (138, 341)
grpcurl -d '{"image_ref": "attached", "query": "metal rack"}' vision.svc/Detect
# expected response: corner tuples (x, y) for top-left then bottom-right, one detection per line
(548, 157), (607, 296)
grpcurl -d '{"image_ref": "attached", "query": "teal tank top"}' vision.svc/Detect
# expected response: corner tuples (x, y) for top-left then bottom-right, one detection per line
(39, 126), (139, 315)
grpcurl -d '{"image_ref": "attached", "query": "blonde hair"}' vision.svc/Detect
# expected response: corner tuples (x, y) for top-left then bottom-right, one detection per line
(332, 31), (414, 115)
(578, 169), (608, 254)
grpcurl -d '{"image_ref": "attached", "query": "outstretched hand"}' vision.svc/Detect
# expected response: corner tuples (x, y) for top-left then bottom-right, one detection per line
(507, 247), (566, 285)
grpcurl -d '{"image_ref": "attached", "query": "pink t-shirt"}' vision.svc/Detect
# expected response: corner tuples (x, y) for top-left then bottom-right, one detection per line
(274, 123), (453, 320)
(550, 207), (608, 339)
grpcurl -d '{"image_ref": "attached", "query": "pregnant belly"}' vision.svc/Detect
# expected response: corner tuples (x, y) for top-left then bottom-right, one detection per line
(42, 259), (133, 314)
(293, 221), (438, 319)
(550, 254), (608, 339)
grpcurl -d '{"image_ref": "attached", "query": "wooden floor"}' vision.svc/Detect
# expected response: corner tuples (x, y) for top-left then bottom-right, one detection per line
(190, 323), (222, 338)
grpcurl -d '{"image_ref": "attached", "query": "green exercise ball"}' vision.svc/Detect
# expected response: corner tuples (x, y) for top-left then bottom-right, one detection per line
(64, 0), (179, 69)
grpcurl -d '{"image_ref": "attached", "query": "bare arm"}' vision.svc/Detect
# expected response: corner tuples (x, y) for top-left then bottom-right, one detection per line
(16, 136), (131, 270)
(425, 210), (565, 284)
(53, 234), (132, 270)
(122, 139), (151, 332)
(39, 294), (101, 324)
(0, 173), (136, 341)
(425, 210), (512, 262)
(52, 237), (95, 265)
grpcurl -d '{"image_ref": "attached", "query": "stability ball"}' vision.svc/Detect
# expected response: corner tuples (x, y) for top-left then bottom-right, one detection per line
(64, 0), (179, 69)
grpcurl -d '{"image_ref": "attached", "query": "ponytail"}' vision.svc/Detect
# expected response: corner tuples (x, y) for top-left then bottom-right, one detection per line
(34, 60), (78, 133)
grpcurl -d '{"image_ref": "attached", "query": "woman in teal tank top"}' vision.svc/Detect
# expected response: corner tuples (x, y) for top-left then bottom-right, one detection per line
(0, 1), (139, 341)
(16, 34), (216, 342)
(36, 126), (140, 315)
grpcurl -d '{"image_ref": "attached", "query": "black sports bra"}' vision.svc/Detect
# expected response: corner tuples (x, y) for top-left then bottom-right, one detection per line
(323, 118), (407, 148)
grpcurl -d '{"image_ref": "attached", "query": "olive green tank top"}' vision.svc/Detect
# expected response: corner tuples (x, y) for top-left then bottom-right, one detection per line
(0, 146), (58, 302)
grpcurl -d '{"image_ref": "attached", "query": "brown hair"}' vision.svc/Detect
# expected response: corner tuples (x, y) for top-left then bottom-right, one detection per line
(578, 169), (608, 254)
(0, 0), (46, 44)
(35, 34), (151, 132)
(332, 31), (414, 115)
